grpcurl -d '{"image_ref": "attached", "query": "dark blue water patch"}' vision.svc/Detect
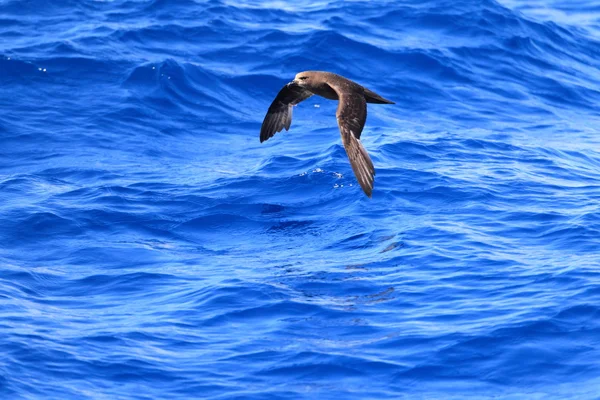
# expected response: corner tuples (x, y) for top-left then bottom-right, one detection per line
(1, 211), (82, 241)
(68, 272), (180, 296)
(0, 57), (42, 83)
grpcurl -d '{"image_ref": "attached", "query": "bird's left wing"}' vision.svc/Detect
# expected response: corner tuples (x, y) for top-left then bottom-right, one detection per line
(334, 90), (375, 197)
(260, 82), (313, 143)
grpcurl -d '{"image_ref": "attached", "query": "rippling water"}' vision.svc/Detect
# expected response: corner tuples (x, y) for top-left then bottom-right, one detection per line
(1, 0), (600, 398)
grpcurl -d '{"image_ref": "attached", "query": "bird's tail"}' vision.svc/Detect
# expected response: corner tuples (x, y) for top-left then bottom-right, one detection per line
(364, 87), (395, 104)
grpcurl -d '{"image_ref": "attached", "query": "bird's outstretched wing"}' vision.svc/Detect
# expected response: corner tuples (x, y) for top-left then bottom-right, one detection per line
(334, 89), (375, 197)
(260, 83), (313, 143)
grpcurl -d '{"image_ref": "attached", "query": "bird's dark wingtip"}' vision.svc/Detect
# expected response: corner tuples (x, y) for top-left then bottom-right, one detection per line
(260, 131), (270, 143)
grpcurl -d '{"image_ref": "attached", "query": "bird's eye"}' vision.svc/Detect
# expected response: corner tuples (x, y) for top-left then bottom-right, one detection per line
(299, 76), (307, 80)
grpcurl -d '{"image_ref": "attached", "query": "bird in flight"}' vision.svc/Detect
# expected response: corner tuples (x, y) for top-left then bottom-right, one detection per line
(260, 71), (394, 197)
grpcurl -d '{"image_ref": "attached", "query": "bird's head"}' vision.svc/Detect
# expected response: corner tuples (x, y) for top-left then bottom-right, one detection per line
(291, 72), (314, 87)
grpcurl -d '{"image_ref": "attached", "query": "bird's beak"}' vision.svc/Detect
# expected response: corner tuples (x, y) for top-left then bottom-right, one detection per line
(287, 80), (296, 87)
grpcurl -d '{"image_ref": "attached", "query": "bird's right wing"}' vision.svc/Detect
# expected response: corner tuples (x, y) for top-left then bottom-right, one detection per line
(334, 90), (376, 197)
(260, 82), (313, 143)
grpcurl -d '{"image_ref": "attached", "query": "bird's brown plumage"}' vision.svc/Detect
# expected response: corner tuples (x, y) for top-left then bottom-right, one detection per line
(260, 71), (394, 197)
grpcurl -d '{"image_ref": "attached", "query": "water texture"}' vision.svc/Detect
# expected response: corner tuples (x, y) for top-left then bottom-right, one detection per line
(1, 0), (600, 398)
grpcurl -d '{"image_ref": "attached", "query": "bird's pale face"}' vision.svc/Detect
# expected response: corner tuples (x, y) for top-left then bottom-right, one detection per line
(292, 72), (313, 87)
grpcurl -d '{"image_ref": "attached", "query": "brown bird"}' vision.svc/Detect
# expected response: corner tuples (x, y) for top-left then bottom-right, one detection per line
(260, 71), (394, 197)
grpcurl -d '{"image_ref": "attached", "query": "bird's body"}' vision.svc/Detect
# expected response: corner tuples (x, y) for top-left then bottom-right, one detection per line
(260, 71), (394, 197)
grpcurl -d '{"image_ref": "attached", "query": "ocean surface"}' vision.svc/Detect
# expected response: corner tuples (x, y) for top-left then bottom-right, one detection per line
(1, 0), (600, 398)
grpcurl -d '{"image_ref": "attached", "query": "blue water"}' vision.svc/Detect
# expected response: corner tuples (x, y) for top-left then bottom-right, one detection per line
(1, 0), (600, 398)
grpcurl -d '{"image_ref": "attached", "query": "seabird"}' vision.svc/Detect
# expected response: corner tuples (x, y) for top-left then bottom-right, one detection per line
(260, 71), (394, 197)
